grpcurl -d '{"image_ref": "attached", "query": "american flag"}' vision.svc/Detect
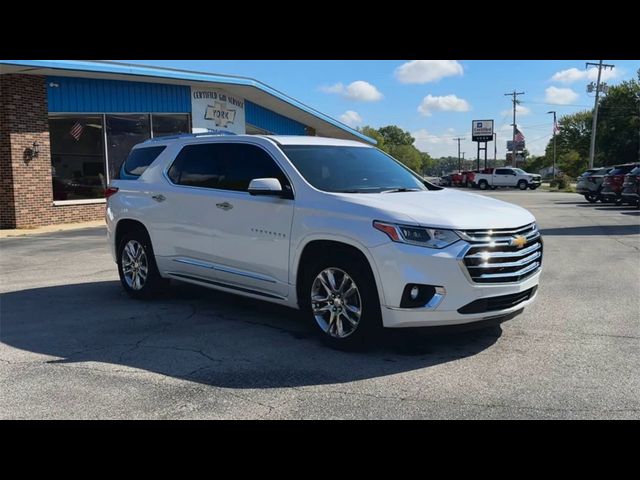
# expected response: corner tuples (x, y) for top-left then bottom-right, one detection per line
(69, 121), (84, 141)
(553, 121), (560, 134)
(514, 127), (525, 142)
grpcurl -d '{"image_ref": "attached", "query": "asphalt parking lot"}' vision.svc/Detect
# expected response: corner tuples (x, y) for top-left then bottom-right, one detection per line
(1, 190), (639, 419)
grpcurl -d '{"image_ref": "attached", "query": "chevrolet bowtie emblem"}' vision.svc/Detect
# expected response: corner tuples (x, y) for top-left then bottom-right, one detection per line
(510, 235), (527, 249)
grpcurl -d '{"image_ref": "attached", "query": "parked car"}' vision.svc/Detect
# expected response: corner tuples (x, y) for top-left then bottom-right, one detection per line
(461, 170), (476, 188)
(621, 165), (640, 208)
(576, 167), (613, 203)
(106, 134), (542, 348)
(439, 174), (453, 187)
(601, 163), (640, 205)
(474, 167), (542, 191)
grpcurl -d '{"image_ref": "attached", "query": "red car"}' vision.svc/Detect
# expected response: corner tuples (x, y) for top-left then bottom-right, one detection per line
(601, 163), (640, 205)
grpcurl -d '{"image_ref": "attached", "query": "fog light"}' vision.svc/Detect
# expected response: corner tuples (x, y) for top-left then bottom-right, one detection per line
(410, 286), (420, 300)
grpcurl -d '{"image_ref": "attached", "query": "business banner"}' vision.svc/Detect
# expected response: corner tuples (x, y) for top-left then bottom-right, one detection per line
(472, 120), (494, 142)
(191, 87), (246, 134)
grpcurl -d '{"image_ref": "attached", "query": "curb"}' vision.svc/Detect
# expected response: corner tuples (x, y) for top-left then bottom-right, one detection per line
(0, 220), (106, 238)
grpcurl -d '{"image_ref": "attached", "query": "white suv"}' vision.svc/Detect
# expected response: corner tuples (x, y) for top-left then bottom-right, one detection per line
(106, 134), (542, 348)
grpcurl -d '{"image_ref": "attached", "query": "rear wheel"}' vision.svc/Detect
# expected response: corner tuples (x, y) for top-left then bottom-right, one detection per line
(518, 180), (528, 190)
(117, 227), (167, 298)
(478, 180), (488, 190)
(300, 253), (382, 350)
(614, 196), (624, 206)
(585, 193), (598, 203)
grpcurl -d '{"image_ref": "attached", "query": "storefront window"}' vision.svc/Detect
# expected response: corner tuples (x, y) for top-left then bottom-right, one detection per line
(106, 115), (151, 181)
(152, 114), (190, 138)
(49, 116), (106, 201)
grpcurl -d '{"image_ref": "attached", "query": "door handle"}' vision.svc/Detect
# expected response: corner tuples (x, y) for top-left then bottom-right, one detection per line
(216, 202), (233, 211)
(151, 194), (166, 202)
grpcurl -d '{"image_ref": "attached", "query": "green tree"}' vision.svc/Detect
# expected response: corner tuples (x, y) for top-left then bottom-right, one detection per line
(386, 144), (423, 171)
(359, 126), (386, 150)
(558, 150), (588, 178)
(378, 125), (415, 146)
(596, 77), (640, 165)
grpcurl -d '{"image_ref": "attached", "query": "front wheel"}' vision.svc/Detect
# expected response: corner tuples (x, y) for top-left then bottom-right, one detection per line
(301, 254), (382, 350)
(585, 193), (598, 203)
(518, 180), (528, 190)
(613, 196), (624, 206)
(117, 228), (167, 298)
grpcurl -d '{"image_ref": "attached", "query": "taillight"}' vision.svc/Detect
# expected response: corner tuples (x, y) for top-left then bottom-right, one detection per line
(105, 186), (119, 199)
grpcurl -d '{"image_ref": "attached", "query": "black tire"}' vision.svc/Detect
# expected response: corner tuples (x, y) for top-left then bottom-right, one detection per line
(478, 180), (488, 190)
(613, 196), (624, 206)
(585, 193), (598, 203)
(518, 180), (528, 190)
(300, 251), (382, 350)
(117, 226), (167, 299)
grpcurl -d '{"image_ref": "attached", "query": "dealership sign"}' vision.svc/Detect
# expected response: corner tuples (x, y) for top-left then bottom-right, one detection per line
(191, 87), (246, 134)
(472, 120), (494, 142)
(507, 140), (525, 151)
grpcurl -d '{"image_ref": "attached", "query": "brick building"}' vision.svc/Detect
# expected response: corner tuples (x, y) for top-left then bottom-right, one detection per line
(0, 60), (374, 229)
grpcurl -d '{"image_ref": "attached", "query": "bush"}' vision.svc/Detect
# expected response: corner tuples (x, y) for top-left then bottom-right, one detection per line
(550, 174), (571, 190)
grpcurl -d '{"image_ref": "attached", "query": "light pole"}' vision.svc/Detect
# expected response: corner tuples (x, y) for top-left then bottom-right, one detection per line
(547, 111), (557, 179)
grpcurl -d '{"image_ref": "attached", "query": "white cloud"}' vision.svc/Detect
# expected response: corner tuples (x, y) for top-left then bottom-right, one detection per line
(544, 86), (579, 105)
(412, 128), (457, 156)
(339, 110), (363, 127)
(550, 66), (621, 84)
(395, 60), (463, 84)
(320, 83), (345, 94)
(320, 80), (383, 102)
(501, 104), (531, 117)
(418, 94), (470, 116)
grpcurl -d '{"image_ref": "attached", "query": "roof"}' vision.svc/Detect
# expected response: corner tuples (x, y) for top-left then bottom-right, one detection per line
(0, 60), (375, 145)
(143, 133), (372, 148)
(263, 135), (370, 147)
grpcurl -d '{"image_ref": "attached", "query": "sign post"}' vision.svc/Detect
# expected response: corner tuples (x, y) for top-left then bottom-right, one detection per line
(472, 120), (494, 171)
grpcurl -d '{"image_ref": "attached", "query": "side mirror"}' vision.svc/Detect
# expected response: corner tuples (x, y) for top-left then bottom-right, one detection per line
(248, 178), (285, 197)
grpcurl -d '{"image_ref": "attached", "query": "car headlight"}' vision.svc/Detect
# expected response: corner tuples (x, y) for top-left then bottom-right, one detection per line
(373, 221), (460, 249)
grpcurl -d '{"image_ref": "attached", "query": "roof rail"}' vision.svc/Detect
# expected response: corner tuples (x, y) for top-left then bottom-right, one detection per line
(145, 132), (238, 143)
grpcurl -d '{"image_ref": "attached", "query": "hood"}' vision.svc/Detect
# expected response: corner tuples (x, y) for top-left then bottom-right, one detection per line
(335, 189), (536, 230)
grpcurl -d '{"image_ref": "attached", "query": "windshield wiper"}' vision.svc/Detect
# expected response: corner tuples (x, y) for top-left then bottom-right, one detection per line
(381, 188), (423, 193)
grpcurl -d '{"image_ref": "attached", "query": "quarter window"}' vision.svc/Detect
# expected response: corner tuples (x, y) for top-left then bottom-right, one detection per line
(121, 146), (167, 178)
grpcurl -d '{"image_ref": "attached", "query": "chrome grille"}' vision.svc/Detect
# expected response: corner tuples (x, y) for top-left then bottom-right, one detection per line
(458, 223), (542, 283)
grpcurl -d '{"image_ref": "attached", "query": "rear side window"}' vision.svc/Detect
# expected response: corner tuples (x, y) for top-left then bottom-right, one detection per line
(121, 146), (166, 177)
(167, 143), (289, 192)
(609, 165), (637, 175)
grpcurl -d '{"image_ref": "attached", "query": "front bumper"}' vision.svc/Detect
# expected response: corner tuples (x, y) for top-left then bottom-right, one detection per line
(369, 240), (541, 328)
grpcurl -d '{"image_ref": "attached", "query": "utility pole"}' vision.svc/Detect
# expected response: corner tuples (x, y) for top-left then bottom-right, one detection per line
(547, 111), (557, 179)
(493, 132), (497, 168)
(504, 90), (525, 166)
(586, 60), (615, 168)
(454, 137), (464, 171)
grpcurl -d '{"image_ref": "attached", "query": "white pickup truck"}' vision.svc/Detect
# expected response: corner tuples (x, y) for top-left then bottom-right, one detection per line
(474, 168), (542, 191)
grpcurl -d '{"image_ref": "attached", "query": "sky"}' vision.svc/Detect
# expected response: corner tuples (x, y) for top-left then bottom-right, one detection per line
(127, 60), (639, 159)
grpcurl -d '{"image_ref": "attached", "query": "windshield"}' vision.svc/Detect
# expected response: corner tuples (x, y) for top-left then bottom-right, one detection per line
(280, 145), (426, 193)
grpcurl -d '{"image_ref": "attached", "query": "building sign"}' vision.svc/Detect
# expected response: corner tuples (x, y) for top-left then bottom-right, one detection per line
(507, 140), (525, 151)
(191, 87), (246, 134)
(472, 120), (494, 142)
